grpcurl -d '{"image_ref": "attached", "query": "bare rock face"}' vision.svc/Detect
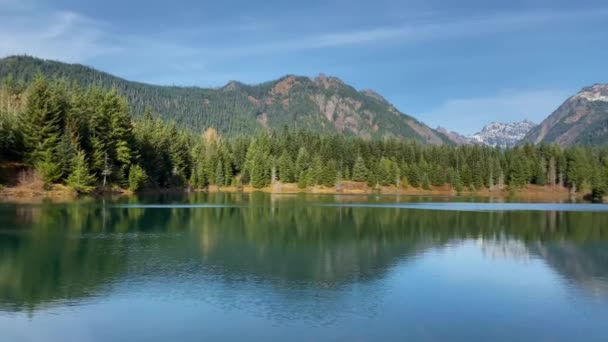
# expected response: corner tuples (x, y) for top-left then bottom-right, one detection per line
(314, 73), (344, 90)
(271, 76), (298, 96)
(522, 84), (608, 146)
(253, 73), (449, 143)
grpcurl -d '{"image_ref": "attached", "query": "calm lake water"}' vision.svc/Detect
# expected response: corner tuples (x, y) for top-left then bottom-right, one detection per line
(1, 193), (608, 341)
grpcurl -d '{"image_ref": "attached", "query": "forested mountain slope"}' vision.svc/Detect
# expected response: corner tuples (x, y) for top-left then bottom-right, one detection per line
(0, 55), (449, 144)
(522, 84), (608, 146)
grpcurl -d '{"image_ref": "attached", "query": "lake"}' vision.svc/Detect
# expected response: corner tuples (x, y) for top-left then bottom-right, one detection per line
(1, 193), (608, 341)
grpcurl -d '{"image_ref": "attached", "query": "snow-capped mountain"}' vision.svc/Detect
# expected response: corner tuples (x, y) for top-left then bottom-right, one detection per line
(522, 84), (608, 146)
(470, 120), (536, 147)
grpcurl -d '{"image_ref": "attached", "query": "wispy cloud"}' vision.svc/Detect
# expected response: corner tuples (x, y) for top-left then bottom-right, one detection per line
(423, 89), (573, 135)
(204, 8), (608, 56)
(4, 4), (607, 64)
(0, 6), (119, 62)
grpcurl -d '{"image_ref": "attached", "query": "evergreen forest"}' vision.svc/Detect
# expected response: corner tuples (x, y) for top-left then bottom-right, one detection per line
(1, 75), (608, 198)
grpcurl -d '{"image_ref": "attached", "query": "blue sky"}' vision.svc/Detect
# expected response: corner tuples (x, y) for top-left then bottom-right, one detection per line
(1, 0), (608, 134)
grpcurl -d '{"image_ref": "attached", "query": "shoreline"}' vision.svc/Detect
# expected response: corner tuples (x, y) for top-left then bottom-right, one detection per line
(0, 181), (584, 203)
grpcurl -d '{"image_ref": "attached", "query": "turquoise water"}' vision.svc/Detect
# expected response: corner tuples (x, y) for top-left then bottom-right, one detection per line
(1, 193), (607, 341)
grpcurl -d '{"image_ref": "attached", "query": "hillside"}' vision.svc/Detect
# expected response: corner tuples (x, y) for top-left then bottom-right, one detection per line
(522, 84), (608, 146)
(0, 55), (449, 144)
(435, 127), (471, 145)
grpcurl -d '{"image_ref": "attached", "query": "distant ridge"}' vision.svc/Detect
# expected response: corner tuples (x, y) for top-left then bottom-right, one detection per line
(0, 55), (451, 144)
(522, 84), (608, 146)
(438, 120), (536, 147)
(470, 120), (536, 148)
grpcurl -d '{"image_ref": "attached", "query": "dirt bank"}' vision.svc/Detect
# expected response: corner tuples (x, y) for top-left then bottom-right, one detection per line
(0, 178), (580, 204)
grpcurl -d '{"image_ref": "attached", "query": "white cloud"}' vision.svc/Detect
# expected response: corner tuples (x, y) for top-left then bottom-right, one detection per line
(422, 89), (573, 135)
(0, 7), (119, 62)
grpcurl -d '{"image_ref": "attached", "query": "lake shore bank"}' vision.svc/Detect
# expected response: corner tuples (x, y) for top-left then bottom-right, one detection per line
(0, 180), (581, 203)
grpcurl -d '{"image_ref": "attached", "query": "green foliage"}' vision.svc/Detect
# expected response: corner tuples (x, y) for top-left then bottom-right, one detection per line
(422, 173), (431, 190)
(277, 150), (295, 183)
(34, 149), (63, 186)
(246, 136), (271, 188)
(297, 171), (309, 189)
(66, 150), (96, 194)
(321, 159), (338, 187)
(128, 164), (147, 192)
(408, 164), (421, 188)
(352, 156), (368, 182)
(215, 160), (224, 186)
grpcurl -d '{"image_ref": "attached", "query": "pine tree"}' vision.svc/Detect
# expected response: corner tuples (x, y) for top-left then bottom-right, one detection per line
(311, 155), (323, 185)
(128, 164), (148, 192)
(352, 156), (368, 182)
(277, 150), (294, 183)
(408, 164), (421, 188)
(66, 150), (96, 194)
(297, 170), (308, 189)
(547, 156), (557, 187)
(379, 157), (393, 185)
(295, 147), (310, 176)
(35, 149), (62, 186)
(534, 157), (547, 186)
(321, 159), (338, 187)
(391, 160), (401, 187)
(422, 173), (431, 190)
(250, 155), (269, 188)
(508, 153), (530, 188)
(215, 160), (224, 186)
(449, 168), (463, 193)
(21, 76), (67, 182)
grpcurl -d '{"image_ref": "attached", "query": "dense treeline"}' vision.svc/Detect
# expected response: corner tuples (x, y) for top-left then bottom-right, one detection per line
(1, 75), (608, 196)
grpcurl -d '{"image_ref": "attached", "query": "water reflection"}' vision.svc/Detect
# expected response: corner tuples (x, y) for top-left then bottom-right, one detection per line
(1, 193), (607, 313)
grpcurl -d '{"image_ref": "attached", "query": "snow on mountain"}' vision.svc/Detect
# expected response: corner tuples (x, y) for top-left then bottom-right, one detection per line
(469, 120), (536, 148)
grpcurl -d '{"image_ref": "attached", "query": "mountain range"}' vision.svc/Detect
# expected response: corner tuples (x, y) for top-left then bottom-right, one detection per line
(438, 120), (536, 147)
(1, 55), (606, 147)
(470, 120), (536, 147)
(0, 56), (449, 145)
(522, 84), (608, 146)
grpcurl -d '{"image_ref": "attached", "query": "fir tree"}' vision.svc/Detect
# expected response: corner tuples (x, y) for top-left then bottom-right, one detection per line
(422, 173), (431, 190)
(277, 150), (294, 183)
(352, 156), (368, 182)
(35, 149), (62, 186)
(215, 160), (224, 186)
(66, 150), (96, 194)
(297, 171), (308, 189)
(128, 164), (148, 192)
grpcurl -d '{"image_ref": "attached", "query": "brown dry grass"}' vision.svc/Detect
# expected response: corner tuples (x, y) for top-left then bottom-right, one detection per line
(0, 175), (581, 203)
(0, 168), (77, 203)
(203, 181), (573, 201)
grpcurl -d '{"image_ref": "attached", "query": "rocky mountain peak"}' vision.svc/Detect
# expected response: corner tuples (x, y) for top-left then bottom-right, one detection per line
(314, 73), (345, 89)
(469, 120), (536, 147)
(522, 83), (608, 146)
(574, 84), (608, 102)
